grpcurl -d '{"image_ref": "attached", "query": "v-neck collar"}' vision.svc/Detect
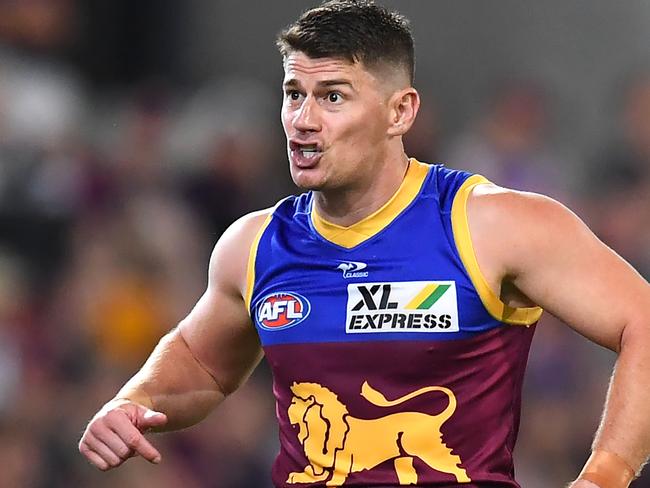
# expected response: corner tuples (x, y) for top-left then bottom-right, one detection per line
(310, 159), (430, 249)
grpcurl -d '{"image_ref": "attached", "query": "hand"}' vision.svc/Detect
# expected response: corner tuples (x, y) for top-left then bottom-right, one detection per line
(79, 399), (168, 471)
(567, 480), (601, 488)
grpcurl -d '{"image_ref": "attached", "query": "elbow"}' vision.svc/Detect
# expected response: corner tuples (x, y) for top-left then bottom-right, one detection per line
(175, 326), (230, 398)
(618, 316), (650, 355)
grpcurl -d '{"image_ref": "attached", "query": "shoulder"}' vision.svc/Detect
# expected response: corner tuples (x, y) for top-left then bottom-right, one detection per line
(212, 193), (309, 279)
(468, 182), (579, 232)
(208, 207), (275, 298)
(466, 182), (587, 276)
(222, 208), (275, 246)
(464, 180), (649, 352)
(425, 163), (477, 207)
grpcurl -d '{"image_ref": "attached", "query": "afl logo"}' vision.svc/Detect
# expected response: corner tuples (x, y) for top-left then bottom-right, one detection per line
(256, 292), (311, 331)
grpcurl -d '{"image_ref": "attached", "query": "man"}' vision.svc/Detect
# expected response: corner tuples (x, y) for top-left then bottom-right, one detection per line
(79, 1), (650, 487)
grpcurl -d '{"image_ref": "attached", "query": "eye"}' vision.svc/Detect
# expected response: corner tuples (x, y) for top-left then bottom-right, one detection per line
(284, 89), (302, 103)
(327, 92), (342, 103)
(285, 89), (302, 101)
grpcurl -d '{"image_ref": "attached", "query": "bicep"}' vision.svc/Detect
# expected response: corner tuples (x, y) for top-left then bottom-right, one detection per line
(512, 199), (648, 350)
(177, 212), (269, 395)
(179, 285), (262, 396)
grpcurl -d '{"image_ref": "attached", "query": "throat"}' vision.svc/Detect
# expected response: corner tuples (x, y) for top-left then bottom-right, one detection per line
(315, 194), (379, 227)
(313, 158), (410, 227)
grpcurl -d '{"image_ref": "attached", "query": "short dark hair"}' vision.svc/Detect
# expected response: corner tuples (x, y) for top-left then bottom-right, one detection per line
(277, 0), (415, 84)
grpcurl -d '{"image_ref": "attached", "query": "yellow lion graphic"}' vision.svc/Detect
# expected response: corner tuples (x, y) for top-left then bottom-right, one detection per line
(286, 381), (471, 486)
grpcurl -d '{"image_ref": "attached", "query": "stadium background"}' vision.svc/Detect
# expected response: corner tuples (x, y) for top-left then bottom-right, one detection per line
(0, 0), (649, 486)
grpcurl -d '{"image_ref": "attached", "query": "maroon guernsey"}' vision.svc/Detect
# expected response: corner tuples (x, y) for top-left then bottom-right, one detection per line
(246, 161), (543, 487)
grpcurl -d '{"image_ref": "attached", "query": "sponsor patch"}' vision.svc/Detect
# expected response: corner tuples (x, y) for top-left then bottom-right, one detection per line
(256, 292), (311, 331)
(346, 281), (459, 333)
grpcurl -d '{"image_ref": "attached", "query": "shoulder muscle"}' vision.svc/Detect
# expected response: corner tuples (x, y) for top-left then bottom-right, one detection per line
(468, 183), (649, 350)
(208, 208), (274, 300)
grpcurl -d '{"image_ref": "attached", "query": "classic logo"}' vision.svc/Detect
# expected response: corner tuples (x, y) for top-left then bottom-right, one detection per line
(337, 261), (369, 279)
(286, 381), (470, 485)
(346, 281), (459, 333)
(256, 292), (311, 331)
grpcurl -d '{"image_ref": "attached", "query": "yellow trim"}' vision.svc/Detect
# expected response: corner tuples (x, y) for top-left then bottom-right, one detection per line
(311, 159), (430, 249)
(405, 283), (438, 310)
(244, 212), (274, 313)
(451, 175), (543, 326)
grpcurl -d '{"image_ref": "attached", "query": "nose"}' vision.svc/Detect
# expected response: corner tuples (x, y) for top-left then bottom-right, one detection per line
(293, 96), (320, 133)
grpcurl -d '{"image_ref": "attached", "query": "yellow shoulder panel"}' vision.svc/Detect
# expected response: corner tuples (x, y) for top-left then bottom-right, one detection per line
(244, 212), (274, 314)
(451, 175), (543, 326)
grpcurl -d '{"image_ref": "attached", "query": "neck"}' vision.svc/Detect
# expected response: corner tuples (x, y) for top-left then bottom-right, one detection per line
(313, 152), (410, 227)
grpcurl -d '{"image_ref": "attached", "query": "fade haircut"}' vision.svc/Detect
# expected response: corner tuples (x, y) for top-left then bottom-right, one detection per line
(277, 0), (415, 85)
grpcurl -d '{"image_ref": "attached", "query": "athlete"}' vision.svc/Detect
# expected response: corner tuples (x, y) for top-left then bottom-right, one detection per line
(79, 1), (650, 487)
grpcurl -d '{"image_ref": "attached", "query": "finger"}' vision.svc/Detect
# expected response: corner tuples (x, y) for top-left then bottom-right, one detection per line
(79, 442), (110, 471)
(93, 425), (134, 461)
(130, 432), (162, 464)
(85, 431), (124, 468)
(110, 414), (162, 464)
(138, 409), (168, 430)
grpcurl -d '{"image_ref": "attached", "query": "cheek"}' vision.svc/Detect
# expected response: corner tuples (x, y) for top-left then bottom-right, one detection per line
(335, 111), (386, 151)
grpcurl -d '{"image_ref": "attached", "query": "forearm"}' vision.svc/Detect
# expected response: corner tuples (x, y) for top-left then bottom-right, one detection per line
(114, 327), (225, 432)
(584, 321), (650, 482)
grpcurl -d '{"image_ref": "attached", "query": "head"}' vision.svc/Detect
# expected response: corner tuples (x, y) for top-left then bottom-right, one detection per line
(277, 0), (420, 191)
(288, 382), (350, 467)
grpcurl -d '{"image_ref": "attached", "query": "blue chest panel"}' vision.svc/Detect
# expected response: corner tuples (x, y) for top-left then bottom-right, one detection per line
(249, 164), (502, 346)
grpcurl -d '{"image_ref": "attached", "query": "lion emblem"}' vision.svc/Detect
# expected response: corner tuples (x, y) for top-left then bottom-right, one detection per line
(286, 381), (471, 486)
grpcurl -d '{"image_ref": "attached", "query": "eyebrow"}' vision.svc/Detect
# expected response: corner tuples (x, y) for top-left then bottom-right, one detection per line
(283, 79), (355, 91)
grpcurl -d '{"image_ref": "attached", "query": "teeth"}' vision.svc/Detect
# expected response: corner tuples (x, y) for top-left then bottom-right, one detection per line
(302, 150), (319, 158)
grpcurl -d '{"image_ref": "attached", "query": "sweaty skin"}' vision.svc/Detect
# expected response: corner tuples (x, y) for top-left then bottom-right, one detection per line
(79, 53), (650, 488)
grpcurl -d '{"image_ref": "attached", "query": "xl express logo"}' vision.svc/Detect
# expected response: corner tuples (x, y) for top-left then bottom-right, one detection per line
(346, 281), (459, 333)
(256, 292), (311, 331)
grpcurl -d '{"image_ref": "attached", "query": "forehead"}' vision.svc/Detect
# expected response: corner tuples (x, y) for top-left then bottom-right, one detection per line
(282, 52), (372, 85)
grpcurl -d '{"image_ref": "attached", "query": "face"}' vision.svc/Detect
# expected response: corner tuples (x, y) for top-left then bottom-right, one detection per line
(281, 52), (396, 191)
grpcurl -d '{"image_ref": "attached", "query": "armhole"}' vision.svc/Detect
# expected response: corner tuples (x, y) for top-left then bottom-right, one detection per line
(244, 212), (274, 315)
(451, 175), (543, 326)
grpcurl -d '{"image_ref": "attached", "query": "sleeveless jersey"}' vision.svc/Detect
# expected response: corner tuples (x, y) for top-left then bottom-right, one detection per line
(246, 159), (543, 487)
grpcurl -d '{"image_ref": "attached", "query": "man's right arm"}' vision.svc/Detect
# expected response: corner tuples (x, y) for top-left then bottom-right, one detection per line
(78, 210), (270, 471)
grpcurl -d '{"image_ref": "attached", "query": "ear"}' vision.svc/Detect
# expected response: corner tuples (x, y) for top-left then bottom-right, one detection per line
(386, 87), (420, 137)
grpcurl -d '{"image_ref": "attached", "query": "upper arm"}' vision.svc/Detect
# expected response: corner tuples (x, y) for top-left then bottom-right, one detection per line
(467, 185), (650, 351)
(177, 209), (272, 395)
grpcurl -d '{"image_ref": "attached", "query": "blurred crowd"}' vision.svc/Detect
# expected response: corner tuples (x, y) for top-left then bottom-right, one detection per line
(1, 2), (649, 488)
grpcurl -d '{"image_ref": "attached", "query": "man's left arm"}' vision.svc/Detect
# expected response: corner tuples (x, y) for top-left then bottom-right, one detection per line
(467, 185), (650, 488)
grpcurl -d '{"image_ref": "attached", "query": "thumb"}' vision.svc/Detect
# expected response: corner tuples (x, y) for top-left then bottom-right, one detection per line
(138, 408), (168, 430)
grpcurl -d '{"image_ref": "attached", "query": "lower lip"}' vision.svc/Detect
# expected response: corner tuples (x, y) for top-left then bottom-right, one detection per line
(290, 149), (323, 169)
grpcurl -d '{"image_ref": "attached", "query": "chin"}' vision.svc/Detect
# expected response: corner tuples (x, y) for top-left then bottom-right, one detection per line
(290, 167), (327, 191)
(292, 178), (326, 192)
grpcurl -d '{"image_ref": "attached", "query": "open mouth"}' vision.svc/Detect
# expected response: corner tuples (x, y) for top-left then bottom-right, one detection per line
(289, 140), (323, 167)
(290, 141), (323, 157)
